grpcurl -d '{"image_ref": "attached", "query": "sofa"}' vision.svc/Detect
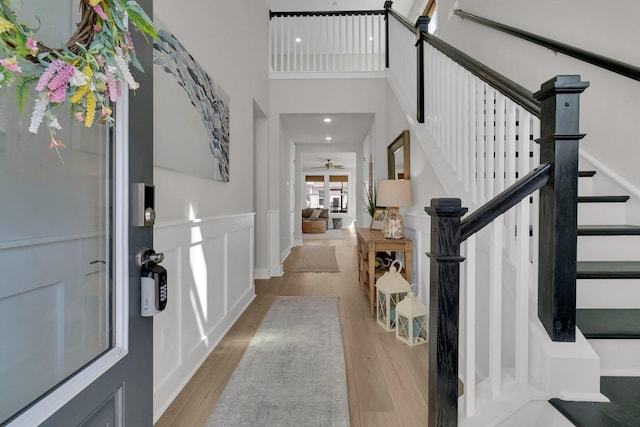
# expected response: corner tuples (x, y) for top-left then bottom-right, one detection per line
(301, 208), (329, 228)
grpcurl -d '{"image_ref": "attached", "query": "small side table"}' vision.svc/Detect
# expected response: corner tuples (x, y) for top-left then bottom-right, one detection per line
(332, 217), (343, 229)
(356, 228), (412, 317)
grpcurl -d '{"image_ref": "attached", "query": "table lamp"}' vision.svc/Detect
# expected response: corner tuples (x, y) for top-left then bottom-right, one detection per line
(376, 179), (412, 239)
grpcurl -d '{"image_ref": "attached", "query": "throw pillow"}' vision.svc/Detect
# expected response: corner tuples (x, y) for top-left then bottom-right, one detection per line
(310, 209), (323, 219)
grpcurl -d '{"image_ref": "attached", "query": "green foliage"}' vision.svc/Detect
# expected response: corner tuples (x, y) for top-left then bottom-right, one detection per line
(364, 184), (376, 217)
(126, 2), (159, 41)
(15, 75), (38, 114)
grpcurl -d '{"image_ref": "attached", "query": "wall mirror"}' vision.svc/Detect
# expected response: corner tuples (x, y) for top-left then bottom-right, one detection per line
(387, 130), (410, 180)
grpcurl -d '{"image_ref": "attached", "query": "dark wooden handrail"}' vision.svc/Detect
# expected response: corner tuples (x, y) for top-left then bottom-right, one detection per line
(460, 163), (551, 241)
(386, 7), (415, 32)
(419, 29), (541, 117)
(454, 9), (640, 82)
(270, 9), (385, 19)
(385, 6), (541, 117)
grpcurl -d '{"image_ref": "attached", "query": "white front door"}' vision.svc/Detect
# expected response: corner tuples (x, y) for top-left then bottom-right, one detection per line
(0, 0), (155, 425)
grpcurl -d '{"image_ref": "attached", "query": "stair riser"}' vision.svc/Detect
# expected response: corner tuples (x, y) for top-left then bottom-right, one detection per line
(586, 339), (640, 376)
(577, 236), (640, 261)
(577, 279), (640, 309)
(578, 203), (626, 225)
(578, 180), (593, 197)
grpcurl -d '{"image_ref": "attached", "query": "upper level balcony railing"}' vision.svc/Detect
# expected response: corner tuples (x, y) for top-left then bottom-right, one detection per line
(269, 10), (387, 74)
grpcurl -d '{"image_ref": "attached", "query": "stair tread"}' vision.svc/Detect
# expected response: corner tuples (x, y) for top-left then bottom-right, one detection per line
(578, 195), (630, 203)
(578, 170), (597, 177)
(578, 225), (640, 236)
(550, 377), (640, 426)
(576, 309), (640, 338)
(577, 261), (640, 279)
(550, 398), (638, 427)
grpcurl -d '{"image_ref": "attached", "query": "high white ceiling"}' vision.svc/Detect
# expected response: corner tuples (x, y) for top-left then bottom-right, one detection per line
(281, 113), (374, 170)
(281, 113), (374, 145)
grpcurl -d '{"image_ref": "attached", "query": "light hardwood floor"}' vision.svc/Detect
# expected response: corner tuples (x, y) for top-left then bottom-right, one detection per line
(155, 228), (429, 426)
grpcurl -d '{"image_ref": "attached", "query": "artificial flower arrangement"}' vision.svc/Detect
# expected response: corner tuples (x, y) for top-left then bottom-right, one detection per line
(0, 0), (158, 159)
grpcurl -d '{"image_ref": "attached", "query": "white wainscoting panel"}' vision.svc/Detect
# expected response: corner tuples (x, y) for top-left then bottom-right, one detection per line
(152, 214), (256, 422)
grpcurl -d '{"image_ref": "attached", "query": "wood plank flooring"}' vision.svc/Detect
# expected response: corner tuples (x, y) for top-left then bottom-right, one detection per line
(155, 229), (429, 426)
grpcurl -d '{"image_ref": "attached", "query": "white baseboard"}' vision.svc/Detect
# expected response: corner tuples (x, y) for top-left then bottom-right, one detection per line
(254, 267), (270, 280)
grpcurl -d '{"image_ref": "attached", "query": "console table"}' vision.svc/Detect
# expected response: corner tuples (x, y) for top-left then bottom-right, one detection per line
(356, 228), (412, 317)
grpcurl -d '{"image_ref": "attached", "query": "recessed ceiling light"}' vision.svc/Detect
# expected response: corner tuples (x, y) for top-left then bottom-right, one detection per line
(323, 118), (332, 123)
(295, 37), (302, 43)
(325, 136), (332, 141)
(369, 36), (373, 41)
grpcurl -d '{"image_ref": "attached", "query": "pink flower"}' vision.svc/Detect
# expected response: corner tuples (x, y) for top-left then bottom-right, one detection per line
(0, 57), (21, 73)
(47, 85), (67, 103)
(96, 55), (104, 67)
(48, 62), (76, 91)
(126, 30), (136, 55)
(26, 37), (38, 55)
(75, 112), (84, 121)
(93, 4), (108, 20)
(36, 60), (64, 91)
(105, 68), (118, 101)
(49, 136), (64, 149)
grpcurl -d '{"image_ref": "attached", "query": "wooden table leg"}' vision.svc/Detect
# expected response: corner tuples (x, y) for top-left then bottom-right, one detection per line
(368, 247), (376, 317)
(405, 242), (412, 284)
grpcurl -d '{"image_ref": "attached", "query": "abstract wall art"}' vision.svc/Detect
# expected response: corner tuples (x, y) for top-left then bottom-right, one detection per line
(153, 29), (230, 182)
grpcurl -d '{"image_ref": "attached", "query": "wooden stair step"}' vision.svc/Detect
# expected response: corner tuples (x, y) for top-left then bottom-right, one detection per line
(578, 195), (630, 203)
(578, 225), (640, 236)
(577, 261), (640, 279)
(576, 309), (640, 339)
(578, 170), (597, 177)
(550, 397), (638, 426)
(550, 377), (640, 425)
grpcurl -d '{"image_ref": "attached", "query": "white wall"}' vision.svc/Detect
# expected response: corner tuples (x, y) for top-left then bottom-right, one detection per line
(435, 0), (640, 192)
(154, 0), (269, 221)
(152, 0), (269, 421)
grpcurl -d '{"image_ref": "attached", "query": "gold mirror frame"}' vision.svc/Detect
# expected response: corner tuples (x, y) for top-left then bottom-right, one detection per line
(387, 130), (410, 180)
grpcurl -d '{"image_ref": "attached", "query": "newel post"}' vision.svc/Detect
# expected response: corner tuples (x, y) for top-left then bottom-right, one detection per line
(384, 1), (393, 68)
(415, 16), (429, 124)
(534, 75), (589, 342)
(425, 198), (467, 427)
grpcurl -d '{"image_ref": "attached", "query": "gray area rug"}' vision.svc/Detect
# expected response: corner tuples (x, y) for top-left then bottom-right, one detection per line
(288, 246), (340, 272)
(303, 229), (345, 240)
(206, 296), (350, 427)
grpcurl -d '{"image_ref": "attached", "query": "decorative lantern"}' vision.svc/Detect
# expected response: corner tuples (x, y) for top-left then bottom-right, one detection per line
(375, 260), (411, 331)
(395, 291), (428, 346)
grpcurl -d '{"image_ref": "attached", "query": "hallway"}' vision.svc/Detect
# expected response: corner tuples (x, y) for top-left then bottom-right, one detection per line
(155, 228), (429, 426)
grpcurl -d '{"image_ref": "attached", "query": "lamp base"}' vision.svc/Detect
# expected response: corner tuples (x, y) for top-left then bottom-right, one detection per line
(382, 208), (404, 239)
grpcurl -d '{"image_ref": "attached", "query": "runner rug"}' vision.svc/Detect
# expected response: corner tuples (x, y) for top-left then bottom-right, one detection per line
(287, 245), (340, 272)
(206, 296), (350, 427)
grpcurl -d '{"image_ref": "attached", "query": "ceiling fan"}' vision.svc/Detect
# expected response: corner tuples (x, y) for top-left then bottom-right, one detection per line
(312, 159), (345, 170)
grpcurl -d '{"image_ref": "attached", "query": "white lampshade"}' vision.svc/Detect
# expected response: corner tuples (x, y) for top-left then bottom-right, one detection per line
(377, 180), (412, 208)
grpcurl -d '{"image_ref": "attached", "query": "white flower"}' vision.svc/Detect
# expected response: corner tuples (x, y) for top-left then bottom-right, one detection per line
(68, 68), (87, 87)
(48, 116), (62, 130)
(114, 47), (139, 90)
(29, 93), (48, 134)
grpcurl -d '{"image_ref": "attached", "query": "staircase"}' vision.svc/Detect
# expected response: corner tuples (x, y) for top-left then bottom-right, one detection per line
(550, 167), (640, 425)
